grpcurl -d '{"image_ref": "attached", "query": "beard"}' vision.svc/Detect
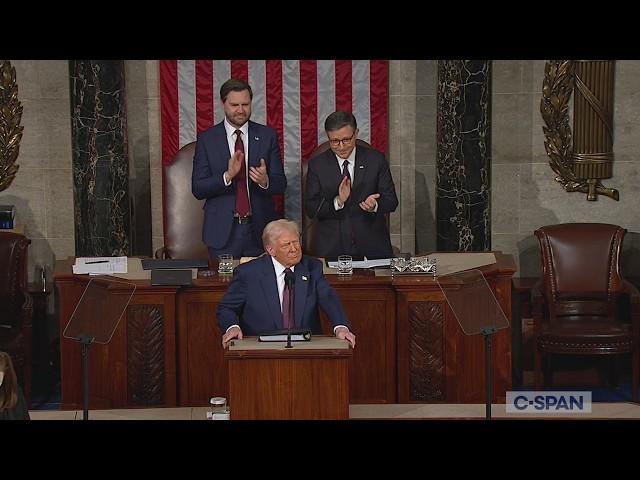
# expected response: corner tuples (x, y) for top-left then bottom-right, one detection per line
(226, 112), (249, 128)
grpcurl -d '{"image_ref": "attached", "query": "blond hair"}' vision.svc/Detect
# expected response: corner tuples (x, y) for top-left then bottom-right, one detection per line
(262, 219), (300, 249)
(0, 351), (18, 411)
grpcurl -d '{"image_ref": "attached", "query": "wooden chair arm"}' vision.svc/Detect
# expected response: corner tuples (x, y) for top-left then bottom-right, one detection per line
(622, 279), (640, 338)
(531, 280), (546, 333)
(21, 290), (33, 329)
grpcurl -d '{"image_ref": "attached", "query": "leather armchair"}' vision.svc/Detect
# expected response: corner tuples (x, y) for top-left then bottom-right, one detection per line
(0, 232), (33, 405)
(155, 142), (209, 260)
(532, 223), (639, 402)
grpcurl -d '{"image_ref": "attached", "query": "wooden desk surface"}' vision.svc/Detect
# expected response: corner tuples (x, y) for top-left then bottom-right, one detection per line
(54, 252), (516, 288)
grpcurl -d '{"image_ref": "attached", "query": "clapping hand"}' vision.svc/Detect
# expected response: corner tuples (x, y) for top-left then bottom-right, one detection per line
(249, 158), (269, 188)
(226, 150), (244, 181)
(359, 193), (380, 212)
(337, 176), (351, 205)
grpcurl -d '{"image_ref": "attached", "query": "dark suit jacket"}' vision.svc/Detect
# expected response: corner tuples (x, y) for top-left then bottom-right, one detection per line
(304, 145), (398, 259)
(192, 121), (287, 249)
(216, 255), (350, 336)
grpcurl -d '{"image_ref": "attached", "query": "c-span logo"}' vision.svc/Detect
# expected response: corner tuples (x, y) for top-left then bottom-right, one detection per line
(506, 391), (592, 414)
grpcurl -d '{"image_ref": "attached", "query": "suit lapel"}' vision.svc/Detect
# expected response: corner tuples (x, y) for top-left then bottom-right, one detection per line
(247, 122), (259, 169)
(214, 121), (232, 158)
(294, 261), (309, 328)
(324, 150), (344, 193)
(352, 146), (367, 195)
(258, 256), (282, 330)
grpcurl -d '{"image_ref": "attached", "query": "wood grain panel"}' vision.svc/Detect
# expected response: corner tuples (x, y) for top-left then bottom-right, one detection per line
(228, 353), (350, 419)
(177, 289), (227, 406)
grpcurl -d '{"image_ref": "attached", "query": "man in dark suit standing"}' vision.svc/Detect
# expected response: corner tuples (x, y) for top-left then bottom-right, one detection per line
(304, 111), (398, 260)
(192, 78), (287, 259)
(217, 219), (356, 348)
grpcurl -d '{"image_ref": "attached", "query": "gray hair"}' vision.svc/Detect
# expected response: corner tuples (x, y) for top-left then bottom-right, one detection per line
(262, 219), (300, 248)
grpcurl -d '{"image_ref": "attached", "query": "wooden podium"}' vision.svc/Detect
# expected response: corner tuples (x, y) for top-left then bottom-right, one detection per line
(224, 336), (352, 419)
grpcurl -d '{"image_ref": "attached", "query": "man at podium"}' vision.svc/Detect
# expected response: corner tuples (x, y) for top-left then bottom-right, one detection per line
(217, 219), (356, 348)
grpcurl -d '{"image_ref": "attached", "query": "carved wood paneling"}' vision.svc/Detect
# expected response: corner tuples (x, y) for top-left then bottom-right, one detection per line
(408, 301), (444, 401)
(127, 305), (165, 405)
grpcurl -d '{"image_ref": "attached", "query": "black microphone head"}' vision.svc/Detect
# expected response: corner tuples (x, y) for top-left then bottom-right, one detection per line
(284, 269), (295, 288)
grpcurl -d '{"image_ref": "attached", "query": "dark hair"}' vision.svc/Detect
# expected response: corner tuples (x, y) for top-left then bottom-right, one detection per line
(324, 111), (357, 132)
(220, 78), (253, 102)
(0, 351), (18, 411)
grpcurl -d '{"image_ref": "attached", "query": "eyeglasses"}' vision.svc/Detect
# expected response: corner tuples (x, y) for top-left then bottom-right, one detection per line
(329, 134), (355, 147)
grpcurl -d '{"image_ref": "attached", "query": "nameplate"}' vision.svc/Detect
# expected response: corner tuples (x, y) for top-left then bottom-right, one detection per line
(151, 269), (192, 286)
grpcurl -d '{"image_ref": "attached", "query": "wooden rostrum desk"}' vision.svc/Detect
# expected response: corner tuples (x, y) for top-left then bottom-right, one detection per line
(54, 253), (515, 410)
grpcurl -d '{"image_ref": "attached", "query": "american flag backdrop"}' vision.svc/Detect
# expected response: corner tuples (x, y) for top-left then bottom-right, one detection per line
(159, 60), (389, 225)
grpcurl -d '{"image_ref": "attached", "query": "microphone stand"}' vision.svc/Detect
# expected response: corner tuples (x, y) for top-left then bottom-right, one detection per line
(284, 271), (295, 348)
(78, 334), (95, 420)
(302, 196), (326, 253)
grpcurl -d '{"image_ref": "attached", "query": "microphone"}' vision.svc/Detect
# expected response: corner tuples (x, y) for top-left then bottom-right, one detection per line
(301, 195), (326, 254)
(284, 269), (295, 348)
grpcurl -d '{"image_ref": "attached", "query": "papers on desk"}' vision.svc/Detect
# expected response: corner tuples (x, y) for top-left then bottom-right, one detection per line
(72, 256), (128, 275)
(326, 258), (391, 269)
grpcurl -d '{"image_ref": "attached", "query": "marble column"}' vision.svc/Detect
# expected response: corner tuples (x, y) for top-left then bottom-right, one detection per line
(436, 60), (492, 252)
(70, 60), (130, 256)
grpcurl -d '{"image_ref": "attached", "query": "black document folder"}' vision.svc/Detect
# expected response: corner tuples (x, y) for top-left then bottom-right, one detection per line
(142, 258), (208, 270)
(258, 329), (312, 342)
(151, 269), (192, 286)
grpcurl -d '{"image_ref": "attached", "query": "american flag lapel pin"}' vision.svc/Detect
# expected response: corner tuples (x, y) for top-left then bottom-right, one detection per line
(302, 275), (308, 281)
(358, 165), (364, 169)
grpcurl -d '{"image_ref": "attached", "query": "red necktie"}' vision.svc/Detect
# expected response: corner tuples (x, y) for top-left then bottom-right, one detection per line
(282, 268), (293, 328)
(234, 129), (250, 216)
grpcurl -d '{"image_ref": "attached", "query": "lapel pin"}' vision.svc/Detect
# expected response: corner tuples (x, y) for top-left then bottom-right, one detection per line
(359, 165), (364, 169)
(254, 136), (259, 141)
(302, 275), (308, 281)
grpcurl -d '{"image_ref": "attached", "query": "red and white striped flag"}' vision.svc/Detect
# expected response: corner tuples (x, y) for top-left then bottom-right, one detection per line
(159, 60), (388, 225)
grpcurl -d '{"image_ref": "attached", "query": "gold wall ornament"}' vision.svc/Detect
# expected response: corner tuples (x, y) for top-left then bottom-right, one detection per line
(0, 60), (23, 192)
(540, 60), (619, 201)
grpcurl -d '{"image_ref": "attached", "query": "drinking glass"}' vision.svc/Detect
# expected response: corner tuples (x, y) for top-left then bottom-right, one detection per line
(218, 254), (234, 274)
(337, 255), (353, 275)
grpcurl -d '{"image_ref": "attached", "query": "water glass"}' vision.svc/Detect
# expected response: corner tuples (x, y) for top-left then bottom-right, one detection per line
(208, 396), (230, 420)
(390, 257), (407, 273)
(218, 254), (234, 275)
(337, 255), (353, 275)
